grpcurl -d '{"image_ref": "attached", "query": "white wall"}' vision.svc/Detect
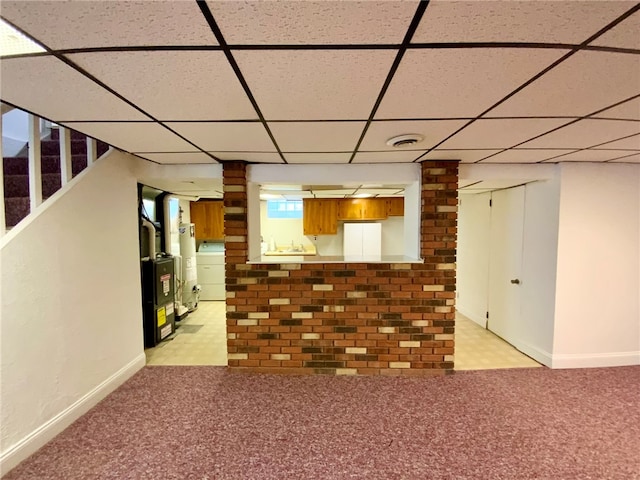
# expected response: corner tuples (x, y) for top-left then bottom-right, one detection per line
(457, 192), (491, 326)
(0, 151), (146, 474)
(553, 163), (640, 368)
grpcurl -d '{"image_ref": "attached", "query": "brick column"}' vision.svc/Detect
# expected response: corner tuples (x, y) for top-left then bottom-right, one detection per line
(223, 160), (458, 375)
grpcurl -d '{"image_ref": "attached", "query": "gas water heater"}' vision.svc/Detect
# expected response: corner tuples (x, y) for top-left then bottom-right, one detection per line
(179, 223), (200, 311)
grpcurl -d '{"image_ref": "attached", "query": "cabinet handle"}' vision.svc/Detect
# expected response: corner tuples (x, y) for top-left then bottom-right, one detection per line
(510, 279), (520, 285)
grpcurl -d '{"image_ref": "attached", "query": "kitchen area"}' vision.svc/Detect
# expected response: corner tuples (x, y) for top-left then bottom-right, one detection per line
(257, 186), (408, 263)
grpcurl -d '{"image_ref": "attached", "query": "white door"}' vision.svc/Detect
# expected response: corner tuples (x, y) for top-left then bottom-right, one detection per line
(488, 186), (525, 344)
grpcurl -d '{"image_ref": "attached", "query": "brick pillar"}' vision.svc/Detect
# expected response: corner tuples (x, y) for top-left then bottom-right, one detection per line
(223, 160), (459, 375)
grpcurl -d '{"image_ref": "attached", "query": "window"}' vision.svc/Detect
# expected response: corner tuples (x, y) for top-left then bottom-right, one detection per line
(266, 200), (303, 219)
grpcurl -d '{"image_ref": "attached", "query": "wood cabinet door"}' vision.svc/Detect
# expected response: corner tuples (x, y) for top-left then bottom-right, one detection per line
(303, 199), (338, 235)
(387, 197), (404, 216)
(361, 199), (388, 220)
(338, 199), (364, 220)
(208, 201), (225, 240)
(190, 201), (224, 240)
(190, 202), (209, 239)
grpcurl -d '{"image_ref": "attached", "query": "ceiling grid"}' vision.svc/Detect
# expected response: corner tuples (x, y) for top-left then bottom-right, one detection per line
(0, 0), (638, 173)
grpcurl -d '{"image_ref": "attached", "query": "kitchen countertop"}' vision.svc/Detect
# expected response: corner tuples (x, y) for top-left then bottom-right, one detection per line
(250, 254), (423, 264)
(263, 245), (317, 256)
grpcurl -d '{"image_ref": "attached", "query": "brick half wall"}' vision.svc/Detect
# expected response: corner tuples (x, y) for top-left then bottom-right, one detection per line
(223, 161), (458, 376)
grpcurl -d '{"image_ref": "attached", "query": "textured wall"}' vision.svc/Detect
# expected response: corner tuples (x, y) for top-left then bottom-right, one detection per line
(224, 161), (458, 375)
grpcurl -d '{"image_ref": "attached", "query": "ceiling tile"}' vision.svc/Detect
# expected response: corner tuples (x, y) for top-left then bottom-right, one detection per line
(360, 120), (469, 151)
(0, 56), (146, 121)
(608, 152), (640, 163)
(284, 153), (352, 164)
(233, 50), (396, 120)
(491, 51), (640, 117)
(591, 10), (640, 49)
(1, 0), (216, 49)
(352, 151), (425, 163)
(270, 122), (365, 151)
(593, 98), (640, 121)
(520, 119), (640, 149)
(209, 0), (418, 44)
(133, 152), (217, 164)
(439, 118), (569, 149)
(413, 0), (634, 43)
(210, 152), (284, 163)
(376, 49), (563, 119)
(69, 52), (256, 121)
(419, 149), (502, 163)
(61, 122), (198, 152)
(592, 133), (640, 150)
(541, 149), (639, 162)
(480, 149), (577, 163)
(165, 122), (275, 151)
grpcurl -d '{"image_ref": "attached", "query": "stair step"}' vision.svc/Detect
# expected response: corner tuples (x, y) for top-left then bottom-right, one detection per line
(49, 128), (91, 142)
(4, 197), (30, 227)
(3, 155), (87, 175)
(3, 173), (63, 198)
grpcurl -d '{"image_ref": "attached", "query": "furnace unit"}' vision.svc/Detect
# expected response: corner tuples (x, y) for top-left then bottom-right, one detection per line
(141, 255), (175, 348)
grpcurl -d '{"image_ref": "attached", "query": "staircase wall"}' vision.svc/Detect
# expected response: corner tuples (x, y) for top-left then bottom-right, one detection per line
(0, 150), (145, 474)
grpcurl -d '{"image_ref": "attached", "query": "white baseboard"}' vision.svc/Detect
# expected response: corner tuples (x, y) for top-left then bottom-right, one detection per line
(551, 351), (640, 369)
(455, 305), (486, 328)
(510, 339), (553, 368)
(0, 353), (146, 476)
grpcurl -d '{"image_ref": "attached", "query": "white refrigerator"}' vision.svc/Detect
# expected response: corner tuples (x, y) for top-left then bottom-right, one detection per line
(343, 223), (382, 258)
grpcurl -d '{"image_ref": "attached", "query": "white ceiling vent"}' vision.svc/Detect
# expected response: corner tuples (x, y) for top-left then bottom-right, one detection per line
(386, 134), (424, 148)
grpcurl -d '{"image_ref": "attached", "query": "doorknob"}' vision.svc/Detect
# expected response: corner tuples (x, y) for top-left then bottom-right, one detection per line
(510, 279), (520, 285)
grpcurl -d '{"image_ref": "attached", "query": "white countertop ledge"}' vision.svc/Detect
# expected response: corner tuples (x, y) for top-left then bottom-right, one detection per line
(248, 255), (424, 264)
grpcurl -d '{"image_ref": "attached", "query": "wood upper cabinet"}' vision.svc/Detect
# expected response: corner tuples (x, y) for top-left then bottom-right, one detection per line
(303, 199), (338, 235)
(386, 197), (404, 216)
(190, 200), (224, 240)
(338, 198), (388, 220)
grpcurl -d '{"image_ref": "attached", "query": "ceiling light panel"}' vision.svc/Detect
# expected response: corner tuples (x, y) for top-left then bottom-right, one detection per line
(209, 0), (418, 44)
(0, 56), (147, 121)
(593, 98), (640, 121)
(69, 52), (256, 121)
(0, 18), (45, 55)
(233, 50), (396, 120)
(376, 49), (563, 119)
(542, 149), (638, 162)
(0, 0), (216, 49)
(270, 122), (365, 152)
(439, 118), (569, 149)
(412, 0), (633, 43)
(284, 153), (352, 164)
(360, 120), (468, 151)
(519, 119), (640, 149)
(351, 151), (426, 163)
(591, 10), (640, 49)
(165, 122), (275, 151)
(62, 122), (197, 153)
(134, 152), (216, 165)
(491, 52), (640, 117)
(209, 152), (284, 163)
(419, 150), (502, 163)
(480, 149), (577, 163)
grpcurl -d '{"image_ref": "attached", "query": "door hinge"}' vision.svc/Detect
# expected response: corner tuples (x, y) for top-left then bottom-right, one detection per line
(489, 199), (492, 207)
(486, 311), (489, 319)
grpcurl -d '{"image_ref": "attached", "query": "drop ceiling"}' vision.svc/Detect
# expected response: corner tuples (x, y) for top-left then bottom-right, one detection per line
(0, 1), (638, 177)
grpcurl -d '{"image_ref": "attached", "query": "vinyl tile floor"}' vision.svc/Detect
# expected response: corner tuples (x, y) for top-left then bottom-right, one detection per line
(454, 312), (542, 371)
(145, 301), (228, 366)
(145, 303), (540, 370)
